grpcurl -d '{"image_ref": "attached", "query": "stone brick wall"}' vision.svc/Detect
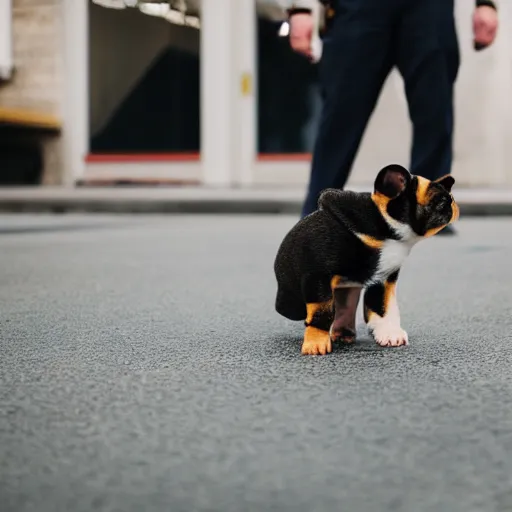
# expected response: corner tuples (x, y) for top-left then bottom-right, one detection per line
(0, 0), (63, 114)
(0, 0), (64, 184)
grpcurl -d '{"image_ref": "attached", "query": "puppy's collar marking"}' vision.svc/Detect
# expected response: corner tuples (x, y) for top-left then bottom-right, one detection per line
(354, 233), (384, 249)
(371, 192), (419, 244)
(383, 212), (418, 243)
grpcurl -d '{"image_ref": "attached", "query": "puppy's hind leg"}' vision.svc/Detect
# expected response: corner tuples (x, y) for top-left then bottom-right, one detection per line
(302, 304), (334, 355)
(275, 286), (306, 321)
(330, 276), (363, 345)
(301, 275), (334, 356)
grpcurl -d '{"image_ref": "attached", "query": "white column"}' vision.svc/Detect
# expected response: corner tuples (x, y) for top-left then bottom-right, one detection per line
(62, 0), (89, 185)
(200, 0), (235, 186)
(232, 0), (257, 187)
(453, 0), (512, 187)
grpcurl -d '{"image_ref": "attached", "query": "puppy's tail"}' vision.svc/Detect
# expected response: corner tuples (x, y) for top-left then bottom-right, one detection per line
(275, 288), (306, 321)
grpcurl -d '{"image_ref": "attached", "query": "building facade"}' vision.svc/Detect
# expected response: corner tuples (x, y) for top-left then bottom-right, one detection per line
(1, 0), (512, 188)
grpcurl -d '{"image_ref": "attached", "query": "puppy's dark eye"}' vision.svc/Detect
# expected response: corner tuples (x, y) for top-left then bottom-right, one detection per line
(436, 194), (452, 211)
(430, 194), (445, 209)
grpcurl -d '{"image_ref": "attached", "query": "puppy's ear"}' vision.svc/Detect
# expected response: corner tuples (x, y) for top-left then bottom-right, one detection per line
(434, 174), (455, 193)
(374, 164), (411, 199)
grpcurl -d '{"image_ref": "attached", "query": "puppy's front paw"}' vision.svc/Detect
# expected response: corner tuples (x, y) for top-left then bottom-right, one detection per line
(371, 325), (409, 347)
(302, 327), (332, 355)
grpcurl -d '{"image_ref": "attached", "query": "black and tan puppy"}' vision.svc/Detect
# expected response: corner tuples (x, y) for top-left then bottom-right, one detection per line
(274, 164), (459, 355)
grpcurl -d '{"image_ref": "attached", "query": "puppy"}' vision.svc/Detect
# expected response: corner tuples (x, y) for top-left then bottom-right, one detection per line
(273, 164), (459, 355)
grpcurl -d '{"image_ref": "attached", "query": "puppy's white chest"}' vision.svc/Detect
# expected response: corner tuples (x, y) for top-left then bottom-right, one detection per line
(374, 240), (413, 281)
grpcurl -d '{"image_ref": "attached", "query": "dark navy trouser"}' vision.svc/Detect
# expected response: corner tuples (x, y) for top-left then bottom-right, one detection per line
(302, 0), (459, 217)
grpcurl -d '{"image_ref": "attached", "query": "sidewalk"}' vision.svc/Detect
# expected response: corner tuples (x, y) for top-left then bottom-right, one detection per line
(1, 185), (512, 215)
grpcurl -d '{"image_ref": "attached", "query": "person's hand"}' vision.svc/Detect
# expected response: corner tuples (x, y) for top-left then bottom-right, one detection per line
(473, 5), (498, 49)
(289, 12), (314, 58)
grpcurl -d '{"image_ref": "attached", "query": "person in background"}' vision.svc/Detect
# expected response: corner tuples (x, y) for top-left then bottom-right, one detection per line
(287, 0), (499, 235)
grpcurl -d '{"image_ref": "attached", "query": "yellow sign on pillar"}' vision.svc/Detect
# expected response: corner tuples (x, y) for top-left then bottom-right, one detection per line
(241, 72), (252, 96)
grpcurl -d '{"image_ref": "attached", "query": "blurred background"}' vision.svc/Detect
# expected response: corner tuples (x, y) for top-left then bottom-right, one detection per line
(0, 0), (511, 191)
(3, 3), (512, 511)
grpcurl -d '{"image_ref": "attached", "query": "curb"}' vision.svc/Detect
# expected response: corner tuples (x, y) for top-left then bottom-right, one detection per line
(1, 197), (512, 216)
(459, 203), (512, 217)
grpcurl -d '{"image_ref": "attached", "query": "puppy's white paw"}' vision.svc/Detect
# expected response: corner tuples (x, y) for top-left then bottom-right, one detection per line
(371, 325), (409, 347)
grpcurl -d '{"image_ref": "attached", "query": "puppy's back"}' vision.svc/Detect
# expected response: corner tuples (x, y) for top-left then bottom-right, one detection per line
(274, 209), (344, 320)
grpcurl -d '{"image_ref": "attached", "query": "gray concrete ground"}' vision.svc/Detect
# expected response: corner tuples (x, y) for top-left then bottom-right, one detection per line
(1, 214), (512, 512)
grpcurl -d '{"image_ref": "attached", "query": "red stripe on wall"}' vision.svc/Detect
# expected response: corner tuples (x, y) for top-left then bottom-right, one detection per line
(86, 153), (313, 163)
(85, 153), (201, 163)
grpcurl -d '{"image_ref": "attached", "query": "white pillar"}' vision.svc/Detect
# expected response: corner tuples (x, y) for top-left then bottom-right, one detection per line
(453, 0), (512, 187)
(200, 0), (235, 186)
(232, 0), (257, 187)
(62, 0), (89, 185)
(200, 0), (257, 187)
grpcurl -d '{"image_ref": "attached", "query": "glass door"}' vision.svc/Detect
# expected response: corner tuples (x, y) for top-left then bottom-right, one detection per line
(86, 0), (201, 183)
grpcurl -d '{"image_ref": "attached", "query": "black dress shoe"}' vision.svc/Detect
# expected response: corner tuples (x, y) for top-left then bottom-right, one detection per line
(436, 225), (457, 236)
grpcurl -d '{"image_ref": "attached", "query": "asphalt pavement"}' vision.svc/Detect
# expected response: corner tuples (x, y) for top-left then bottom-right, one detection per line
(1, 213), (512, 512)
